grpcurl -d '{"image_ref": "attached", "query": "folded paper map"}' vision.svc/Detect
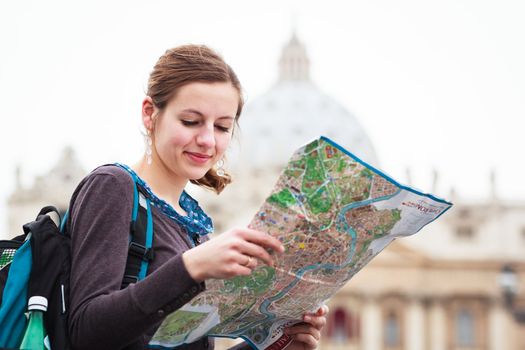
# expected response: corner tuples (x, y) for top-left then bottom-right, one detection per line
(149, 136), (453, 349)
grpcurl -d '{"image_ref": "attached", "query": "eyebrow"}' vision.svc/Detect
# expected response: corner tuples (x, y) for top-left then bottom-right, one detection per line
(180, 109), (234, 120)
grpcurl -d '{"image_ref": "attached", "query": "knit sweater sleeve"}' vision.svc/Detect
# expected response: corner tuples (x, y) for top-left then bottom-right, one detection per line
(67, 167), (204, 350)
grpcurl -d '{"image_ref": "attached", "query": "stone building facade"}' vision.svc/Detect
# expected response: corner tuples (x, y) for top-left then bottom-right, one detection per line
(6, 146), (85, 237)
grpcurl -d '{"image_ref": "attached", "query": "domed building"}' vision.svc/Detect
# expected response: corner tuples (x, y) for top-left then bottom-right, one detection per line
(238, 32), (378, 172)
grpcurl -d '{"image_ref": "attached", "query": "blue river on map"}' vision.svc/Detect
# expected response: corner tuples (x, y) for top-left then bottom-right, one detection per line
(229, 189), (401, 336)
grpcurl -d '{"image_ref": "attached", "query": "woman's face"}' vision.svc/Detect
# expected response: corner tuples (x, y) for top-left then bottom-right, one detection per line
(150, 81), (239, 182)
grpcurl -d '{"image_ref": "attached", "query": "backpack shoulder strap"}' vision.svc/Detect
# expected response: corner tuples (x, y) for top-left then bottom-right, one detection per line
(59, 163), (155, 288)
(113, 163), (155, 288)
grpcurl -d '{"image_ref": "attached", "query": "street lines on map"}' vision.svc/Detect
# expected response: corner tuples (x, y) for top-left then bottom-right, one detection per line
(204, 140), (403, 336)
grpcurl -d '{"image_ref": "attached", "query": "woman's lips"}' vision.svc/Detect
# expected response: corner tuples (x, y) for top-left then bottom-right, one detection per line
(185, 151), (212, 164)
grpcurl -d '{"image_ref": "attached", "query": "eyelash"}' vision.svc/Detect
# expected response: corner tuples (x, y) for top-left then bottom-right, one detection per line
(181, 120), (198, 126)
(181, 120), (231, 133)
(216, 126), (231, 133)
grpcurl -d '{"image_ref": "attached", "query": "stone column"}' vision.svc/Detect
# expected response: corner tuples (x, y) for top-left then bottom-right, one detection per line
(361, 297), (381, 350)
(428, 299), (446, 350)
(406, 297), (425, 350)
(488, 300), (509, 350)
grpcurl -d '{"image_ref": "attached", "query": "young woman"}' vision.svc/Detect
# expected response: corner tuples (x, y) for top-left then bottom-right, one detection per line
(66, 45), (328, 350)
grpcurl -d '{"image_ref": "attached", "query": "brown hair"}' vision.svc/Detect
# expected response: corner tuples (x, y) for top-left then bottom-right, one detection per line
(147, 44), (243, 194)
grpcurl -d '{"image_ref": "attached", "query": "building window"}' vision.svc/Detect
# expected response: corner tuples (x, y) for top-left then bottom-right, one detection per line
(457, 208), (470, 219)
(455, 308), (475, 347)
(384, 311), (401, 347)
(333, 308), (347, 342)
(456, 226), (475, 240)
(326, 307), (360, 343)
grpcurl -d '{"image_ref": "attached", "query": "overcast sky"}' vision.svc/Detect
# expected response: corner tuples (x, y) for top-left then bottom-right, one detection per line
(1, 0), (524, 232)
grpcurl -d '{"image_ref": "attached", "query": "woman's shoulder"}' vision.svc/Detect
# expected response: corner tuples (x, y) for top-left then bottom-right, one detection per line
(88, 163), (133, 181)
(85, 164), (135, 186)
(72, 164), (135, 200)
(68, 164), (136, 220)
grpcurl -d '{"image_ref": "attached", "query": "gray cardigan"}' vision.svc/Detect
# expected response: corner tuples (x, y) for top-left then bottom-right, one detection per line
(66, 165), (250, 350)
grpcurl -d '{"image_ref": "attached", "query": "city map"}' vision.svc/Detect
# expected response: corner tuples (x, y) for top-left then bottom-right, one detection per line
(149, 136), (453, 349)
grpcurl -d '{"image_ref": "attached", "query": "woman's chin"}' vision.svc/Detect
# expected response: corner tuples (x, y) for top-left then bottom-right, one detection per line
(188, 170), (211, 181)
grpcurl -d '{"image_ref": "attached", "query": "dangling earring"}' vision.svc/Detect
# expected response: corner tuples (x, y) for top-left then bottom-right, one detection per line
(216, 158), (225, 177)
(145, 131), (153, 165)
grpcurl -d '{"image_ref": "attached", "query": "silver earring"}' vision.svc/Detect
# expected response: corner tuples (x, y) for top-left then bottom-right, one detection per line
(216, 158), (225, 177)
(145, 132), (152, 165)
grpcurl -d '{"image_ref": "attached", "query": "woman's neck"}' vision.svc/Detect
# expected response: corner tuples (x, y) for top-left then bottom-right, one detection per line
(132, 157), (188, 216)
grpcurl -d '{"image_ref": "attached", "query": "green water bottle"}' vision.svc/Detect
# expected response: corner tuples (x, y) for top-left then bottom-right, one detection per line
(19, 296), (48, 350)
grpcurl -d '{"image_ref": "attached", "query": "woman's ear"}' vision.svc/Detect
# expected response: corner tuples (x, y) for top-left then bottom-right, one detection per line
(142, 96), (156, 132)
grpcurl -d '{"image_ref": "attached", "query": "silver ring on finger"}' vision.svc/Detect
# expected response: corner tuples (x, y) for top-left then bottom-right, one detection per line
(243, 256), (253, 267)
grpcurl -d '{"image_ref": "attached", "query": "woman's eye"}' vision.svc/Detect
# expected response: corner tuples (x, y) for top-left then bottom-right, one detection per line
(181, 120), (199, 126)
(215, 125), (231, 133)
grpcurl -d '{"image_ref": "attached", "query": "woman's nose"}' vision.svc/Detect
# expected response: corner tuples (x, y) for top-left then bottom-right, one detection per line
(196, 125), (215, 148)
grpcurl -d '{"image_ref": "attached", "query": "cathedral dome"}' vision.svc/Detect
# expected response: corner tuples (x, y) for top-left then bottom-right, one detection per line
(237, 33), (379, 171)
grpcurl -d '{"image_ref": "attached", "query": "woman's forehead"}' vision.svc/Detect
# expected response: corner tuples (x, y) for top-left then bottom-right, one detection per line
(167, 82), (239, 116)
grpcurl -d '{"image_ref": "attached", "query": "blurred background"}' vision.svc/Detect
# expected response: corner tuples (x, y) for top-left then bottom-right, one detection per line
(1, 0), (524, 349)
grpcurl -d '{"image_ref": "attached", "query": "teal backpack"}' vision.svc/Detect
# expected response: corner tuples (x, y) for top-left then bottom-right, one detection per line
(0, 163), (154, 349)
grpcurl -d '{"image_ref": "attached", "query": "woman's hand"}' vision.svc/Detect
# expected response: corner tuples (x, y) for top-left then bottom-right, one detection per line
(284, 305), (329, 350)
(182, 228), (285, 281)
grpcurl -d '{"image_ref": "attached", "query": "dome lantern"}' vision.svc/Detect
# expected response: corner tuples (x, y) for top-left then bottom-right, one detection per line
(278, 32), (311, 82)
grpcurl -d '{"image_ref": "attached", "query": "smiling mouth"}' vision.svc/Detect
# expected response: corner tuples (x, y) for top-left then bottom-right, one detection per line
(185, 151), (213, 164)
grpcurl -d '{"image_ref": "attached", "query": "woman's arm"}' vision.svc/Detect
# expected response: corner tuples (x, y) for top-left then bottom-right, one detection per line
(67, 169), (203, 350)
